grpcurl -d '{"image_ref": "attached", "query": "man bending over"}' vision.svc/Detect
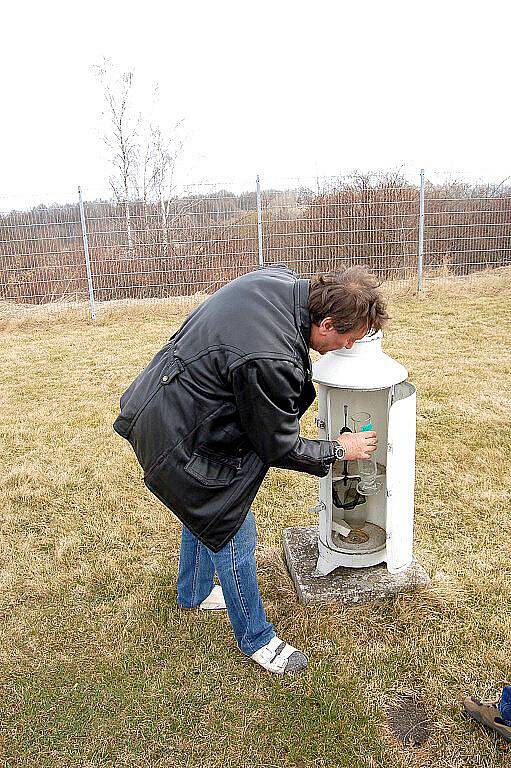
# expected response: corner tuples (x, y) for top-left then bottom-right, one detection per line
(114, 265), (388, 674)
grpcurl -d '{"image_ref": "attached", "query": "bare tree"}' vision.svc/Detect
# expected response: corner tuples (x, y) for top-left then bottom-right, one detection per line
(93, 58), (141, 252)
(148, 118), (184, 257)
(94, 61), (185, 258)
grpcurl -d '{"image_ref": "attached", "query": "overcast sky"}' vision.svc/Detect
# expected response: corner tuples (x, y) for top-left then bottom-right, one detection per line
(2, 0), (510, 209)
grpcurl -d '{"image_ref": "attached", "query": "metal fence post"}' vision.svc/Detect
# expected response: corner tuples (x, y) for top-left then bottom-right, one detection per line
(78, 186), (96, 321)
(256, 175), (264, 267)
(418, 169), (425, 292)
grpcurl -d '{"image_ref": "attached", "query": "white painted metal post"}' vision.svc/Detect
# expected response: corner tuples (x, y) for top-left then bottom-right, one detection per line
(418, 169), (425, 292)
(78, 186), (96, 321)
(256, 175), (264, 267)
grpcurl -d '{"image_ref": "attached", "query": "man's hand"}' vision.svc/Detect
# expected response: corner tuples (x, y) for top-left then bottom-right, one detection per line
(337, 431), (377, 461)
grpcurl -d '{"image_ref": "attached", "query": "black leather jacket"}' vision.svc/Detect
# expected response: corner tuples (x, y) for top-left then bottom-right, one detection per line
(113, 266), (337, 551)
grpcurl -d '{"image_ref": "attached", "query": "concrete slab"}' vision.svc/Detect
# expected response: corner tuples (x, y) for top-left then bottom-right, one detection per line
(283, 525), (430, 606)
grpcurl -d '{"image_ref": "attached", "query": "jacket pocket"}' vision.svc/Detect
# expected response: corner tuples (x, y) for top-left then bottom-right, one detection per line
(114, 343), (184, 439)
(184, 450), (240, 488)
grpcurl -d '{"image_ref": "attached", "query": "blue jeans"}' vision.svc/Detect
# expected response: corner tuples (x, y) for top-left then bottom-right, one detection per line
(177, 510), (276, 655)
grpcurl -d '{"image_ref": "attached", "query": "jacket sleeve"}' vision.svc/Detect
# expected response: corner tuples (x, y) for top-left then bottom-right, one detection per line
(231, 358), (337, 477)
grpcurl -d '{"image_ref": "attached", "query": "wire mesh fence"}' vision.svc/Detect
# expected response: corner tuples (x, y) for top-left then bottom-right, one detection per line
(0, 204), (86, 304)
(83, 187), (260, 303)
(261, 177), (420, 281)
(423, 182), (511, 279)
(1, 171), (510, 318)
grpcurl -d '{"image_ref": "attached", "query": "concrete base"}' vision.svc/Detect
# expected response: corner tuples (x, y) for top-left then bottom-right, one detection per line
(283, 525), (430, 606)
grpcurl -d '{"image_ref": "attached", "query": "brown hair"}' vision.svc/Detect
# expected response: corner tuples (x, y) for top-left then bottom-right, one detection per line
(308, 266), (389, 333)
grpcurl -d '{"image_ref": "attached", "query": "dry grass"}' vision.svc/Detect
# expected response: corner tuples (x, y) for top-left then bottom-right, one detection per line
(1, 269), (510, 767)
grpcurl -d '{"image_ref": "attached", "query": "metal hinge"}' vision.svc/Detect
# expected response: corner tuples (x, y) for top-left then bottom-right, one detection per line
(308, 502), (326, 515)
(315, 417), (326, 430)
(386, 489), (392, 498)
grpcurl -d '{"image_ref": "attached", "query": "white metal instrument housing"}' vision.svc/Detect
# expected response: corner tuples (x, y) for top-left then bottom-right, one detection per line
(313, 330), (416, 575)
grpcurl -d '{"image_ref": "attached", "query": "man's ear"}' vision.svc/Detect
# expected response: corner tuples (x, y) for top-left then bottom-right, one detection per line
(321, 316), (334, 333)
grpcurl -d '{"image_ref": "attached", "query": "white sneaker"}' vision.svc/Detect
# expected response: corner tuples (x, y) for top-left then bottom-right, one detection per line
(199, 585), (227, 611)
(250, 636), (308, 675)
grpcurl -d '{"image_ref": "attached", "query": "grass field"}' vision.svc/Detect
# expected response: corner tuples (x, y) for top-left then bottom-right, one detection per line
(1, 270), (510, 767)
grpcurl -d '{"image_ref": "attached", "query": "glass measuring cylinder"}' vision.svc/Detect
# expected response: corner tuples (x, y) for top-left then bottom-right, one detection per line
(351, 411), (382, 496)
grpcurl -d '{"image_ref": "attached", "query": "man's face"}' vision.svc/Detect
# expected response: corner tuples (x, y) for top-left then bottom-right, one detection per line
(309, 318), (368, 355)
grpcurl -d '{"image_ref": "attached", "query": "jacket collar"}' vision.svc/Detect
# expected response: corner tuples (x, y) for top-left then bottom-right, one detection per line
(296, 278), (311, 344)
(295, 279), (312, 377)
